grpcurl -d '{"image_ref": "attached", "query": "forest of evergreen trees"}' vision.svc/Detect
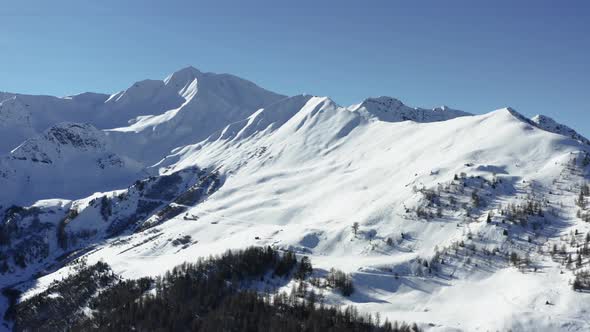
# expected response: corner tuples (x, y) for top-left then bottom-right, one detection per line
(9, 246), (420, 332)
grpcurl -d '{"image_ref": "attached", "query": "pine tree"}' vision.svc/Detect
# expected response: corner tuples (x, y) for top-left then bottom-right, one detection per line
(510, 252), (519, 266)
(471, 190), (481, 208)
(295, 256), (313, 280)
(577, 190), (587, 209)
(352, 222), (360, 236)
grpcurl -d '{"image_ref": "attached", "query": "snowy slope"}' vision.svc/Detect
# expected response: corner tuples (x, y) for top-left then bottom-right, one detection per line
(0, 97), (36, 153)
(532, 114), (590, 145)
(0, 67), (284, 207)
(1, 67), (590, 332)
(98, 107), (590, 331)
(67, 108), (590, 330)
(106, 67), (286, 164)
(0, 122), (143, 207)
(0, 93), (109, 154)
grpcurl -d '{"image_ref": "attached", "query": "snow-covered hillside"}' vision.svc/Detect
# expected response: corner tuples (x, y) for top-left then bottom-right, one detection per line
(1, 67), (590, 332)
(532, 114), (590, 145)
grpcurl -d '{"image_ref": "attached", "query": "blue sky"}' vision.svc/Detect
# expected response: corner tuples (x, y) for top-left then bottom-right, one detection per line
(1, 0), (589, 136)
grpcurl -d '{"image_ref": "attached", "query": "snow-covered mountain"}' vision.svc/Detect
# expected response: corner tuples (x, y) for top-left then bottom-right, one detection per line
(0, 122), (142, 207)
(1, 67), (590, 332)
(0, 67), (284, 206)
(0, 67), (283, 157)
(107, 66), (286, 164)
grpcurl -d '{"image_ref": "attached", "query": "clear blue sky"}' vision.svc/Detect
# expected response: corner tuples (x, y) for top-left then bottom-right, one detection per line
(1, 0), (589, 136)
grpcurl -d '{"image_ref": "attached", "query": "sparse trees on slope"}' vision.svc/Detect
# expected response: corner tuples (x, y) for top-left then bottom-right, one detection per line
(327, 268), (354, 296)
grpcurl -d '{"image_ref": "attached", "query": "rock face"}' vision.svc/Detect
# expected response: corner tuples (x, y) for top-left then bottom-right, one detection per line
(353, 96), (471, 123)
(12, 123), (108, 162)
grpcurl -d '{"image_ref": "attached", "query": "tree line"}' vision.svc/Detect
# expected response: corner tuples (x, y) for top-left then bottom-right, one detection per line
(9, 246), (420, 332)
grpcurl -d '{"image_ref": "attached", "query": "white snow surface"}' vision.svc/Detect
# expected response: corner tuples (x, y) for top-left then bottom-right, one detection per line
(1, 67), (590, 332)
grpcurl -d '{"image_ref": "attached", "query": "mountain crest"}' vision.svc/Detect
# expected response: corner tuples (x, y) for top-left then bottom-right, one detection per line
(164, 66), (202, 87)
(359, 96), (406, 111)
(11, 122), (108, 163)
(355, 95), (470, 123)
(532, 114), (590, 144)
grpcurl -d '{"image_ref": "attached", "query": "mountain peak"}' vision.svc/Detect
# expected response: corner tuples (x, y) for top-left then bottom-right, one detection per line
(359, 96), (405, 110)
(355, 96), (470, 123)
(8, 122), (108, 166)
(490, 108), (590, 145)
(42, 122), (107, 150)
(496, 106), (528, 121)
(164, 66), (202, 87)
(172, 65), (202, 75)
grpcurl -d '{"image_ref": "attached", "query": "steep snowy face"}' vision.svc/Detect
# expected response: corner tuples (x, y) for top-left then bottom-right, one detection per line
(0, 67), (286, 208)
(107, 68), (286, 164)
(0, 123), (141, 206)
(163, 66), (202, 92)
(353, 96), (471, 123)
(11, 123), (108, 162)
(205, 94), (316, 143)
(100, 79), (186, 127)
(121, 66), (287, 133)
(532, 114), (590, 145)
(0, 66), (285, 157)
(0, 94), (113, 149)
(152, 95), (355, 174)
(0, 97), (36, 153)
